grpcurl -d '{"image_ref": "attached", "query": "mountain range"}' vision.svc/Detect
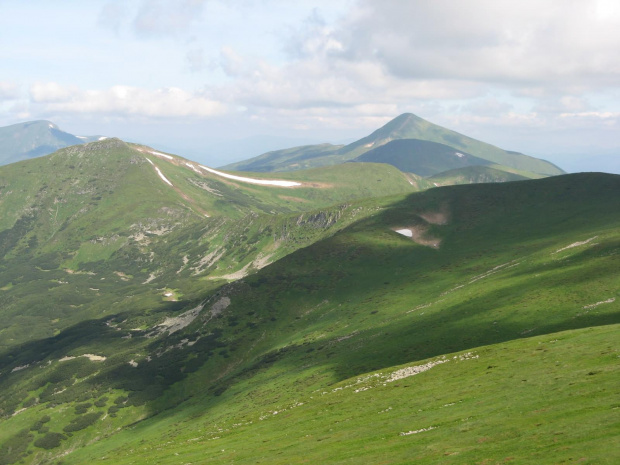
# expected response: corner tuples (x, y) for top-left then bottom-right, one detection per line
(0, 120), (103, 166)
(223, 113), (564, 178)
(0, 116), (617, 465)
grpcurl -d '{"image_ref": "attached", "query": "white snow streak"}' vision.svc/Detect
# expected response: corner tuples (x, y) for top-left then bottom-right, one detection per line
(197, 165), (301, 187)
(145, 158), (173, 186)
(185, 162), (202, 174)
(150, 150), (174, 160)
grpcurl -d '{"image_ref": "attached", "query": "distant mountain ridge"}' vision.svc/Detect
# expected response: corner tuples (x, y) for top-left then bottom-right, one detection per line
(0, 120), (103, 166)
(223, 113), (565, 177)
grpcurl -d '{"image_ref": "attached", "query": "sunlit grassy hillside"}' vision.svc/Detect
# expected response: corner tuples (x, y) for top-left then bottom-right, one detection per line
(0, 172), (617, 464)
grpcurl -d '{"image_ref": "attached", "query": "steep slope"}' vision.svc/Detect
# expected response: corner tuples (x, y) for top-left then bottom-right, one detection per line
(223, 113), (565, 177)
(0, 173), (617, 464)
(351, 138), (492, 176)
(0, 120), (103, 166)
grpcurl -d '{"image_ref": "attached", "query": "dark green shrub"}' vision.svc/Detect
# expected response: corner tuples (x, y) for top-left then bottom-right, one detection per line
(30, 415), (51, 432)
(34, 432), (66, 450)
(62, 412), (102, 433)
(94, 396), (108, 408)
(107, 405), (119, 415)
(113, 396), (128, 405)
(74, 402), (92, 415)
(22, 397), (37, 408)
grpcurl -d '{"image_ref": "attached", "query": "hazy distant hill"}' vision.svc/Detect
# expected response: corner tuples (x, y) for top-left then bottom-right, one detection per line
(223, 113), (565, 177)
(0, 120), (103, 166)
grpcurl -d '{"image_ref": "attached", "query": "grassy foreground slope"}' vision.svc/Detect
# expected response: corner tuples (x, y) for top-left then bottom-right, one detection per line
(0, 173), (616, 464)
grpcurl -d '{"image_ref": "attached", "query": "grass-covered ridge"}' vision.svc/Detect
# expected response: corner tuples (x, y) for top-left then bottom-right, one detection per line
(0, 139), (418, 347)
(0, 171), (617, 463)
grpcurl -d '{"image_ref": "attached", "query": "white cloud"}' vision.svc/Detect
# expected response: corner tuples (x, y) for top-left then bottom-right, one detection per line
(30, 82), (77, 103)
(29, 83), (228, 118)
(330, 0), (620, 90)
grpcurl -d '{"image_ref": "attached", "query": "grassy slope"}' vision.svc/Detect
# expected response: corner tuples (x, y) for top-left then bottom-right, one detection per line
(0, 141), (416, 347)
(0, 173), (616, 464)
(69, 325), (620, 465)
(352, 138), (492, 176)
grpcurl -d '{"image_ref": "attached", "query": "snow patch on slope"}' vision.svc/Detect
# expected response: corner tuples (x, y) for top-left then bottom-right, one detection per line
(145, 157), (173, 186)
(197, 164), (301, 187)
(150, 150), (174, 160)
(395, 229), (413, 237)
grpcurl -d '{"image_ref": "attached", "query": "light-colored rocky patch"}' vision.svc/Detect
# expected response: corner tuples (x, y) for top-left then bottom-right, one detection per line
(155, 302), (205, 335)
(60, 354), (106, 362)
(12, 408), (28, 417)
(11, 364), (30, 373)
(203, 296), (231, 325)
(209, 262), (252, 281)
(468, 260), (520, 284)
(583, 297), (615, 309)
(406, 299), (445, 313)
(192, 247), (226, 275)
(441, 261), (520, 297)
(330, 331), (359, 345)
(400, 426), (436, 436)
(176, 255), (189, 274)
(553, 236), (598, 254)
(252, 253), (275, 270)
(143, 273), (158, 284)
(186, 176), (224, 196)
(114, 271), (131, 281)
(386, 357), (449, 382)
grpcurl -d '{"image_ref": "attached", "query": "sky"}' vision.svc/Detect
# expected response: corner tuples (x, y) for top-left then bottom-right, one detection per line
(0, 0), (619, 172)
